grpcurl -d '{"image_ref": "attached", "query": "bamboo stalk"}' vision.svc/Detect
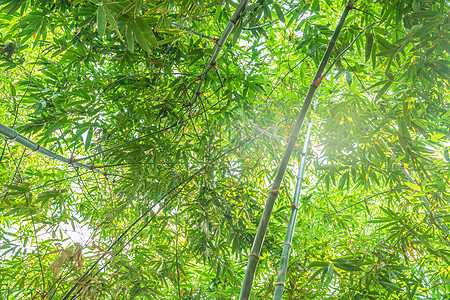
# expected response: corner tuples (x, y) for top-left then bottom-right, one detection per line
(239, 3), (353, 299)
(189, 0), (249, 106)
(0, 123), (106, 176)
(273, 120), (312, 300)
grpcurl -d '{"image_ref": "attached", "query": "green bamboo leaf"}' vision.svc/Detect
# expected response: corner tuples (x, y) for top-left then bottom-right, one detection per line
(311, 0), (319, 11)
(379, 207), (399, 220)
(412, 0), (419, 12)
(338, 171), (349, 189)
(157, 35), (181, 46)
(44, 116), (67, 137)
(85, 128), (93, 151)
(409, 10), (439, 19)
(126, 25), (134, 52)
(308, 261), (329, 268)
(409, 283), (418, 300)
(380, 280), (402, 292)
(131, 20), (152, 52)
(376, 35), (395, 50)
(273, 4), (285, 23)
(365, 32), (373, 62)
(135, 17), (158, 48)
(375, 80), (392, 101)
(10, 83), (15, 96)
(385, 70), (395, 81)
(320, 267), (327, 283)
(104, 6), (122, 40)
(4, 184), (30, 193)
(345, 71), (352, 87)
(38, 17), (48, 42)
(232, 19), (243, 46)
(325, 265), (334, 285)
(97, 5), (107, 36)
(405, 182), (421, 191)
(334, 263), (362, 272)
(411, 21), (439, 39)
(371, 39), (376, 70)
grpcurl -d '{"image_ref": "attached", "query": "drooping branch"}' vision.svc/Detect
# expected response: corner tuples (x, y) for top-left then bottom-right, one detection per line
(239, 2), (354, 299)
(0, 123), (106, 176)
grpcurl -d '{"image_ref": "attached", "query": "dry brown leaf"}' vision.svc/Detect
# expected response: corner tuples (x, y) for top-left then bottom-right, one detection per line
(73, 244), (83, 269)
(52, 250), (69, 278)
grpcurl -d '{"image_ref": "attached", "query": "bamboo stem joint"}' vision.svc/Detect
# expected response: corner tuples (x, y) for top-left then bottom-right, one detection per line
(312, 75), (324, 87)
(249, 253), (259, 259)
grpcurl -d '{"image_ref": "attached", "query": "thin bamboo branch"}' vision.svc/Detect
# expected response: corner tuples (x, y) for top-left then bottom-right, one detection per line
(189, 0), (249, 107)
(243, 2), (303, 31)
(265, 45), (326, 102)
(171, 22), (215, 41)
(273, 120), (312, 300)
(0, 123), (106, 176)
(239, 3), (354, 299)
(323, 21), (380, 77)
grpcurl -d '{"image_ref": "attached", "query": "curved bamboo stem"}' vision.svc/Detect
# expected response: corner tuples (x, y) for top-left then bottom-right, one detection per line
(238, 3), (353, 299)
(0, 123), (106, 176)
(273, 120), (312, 300)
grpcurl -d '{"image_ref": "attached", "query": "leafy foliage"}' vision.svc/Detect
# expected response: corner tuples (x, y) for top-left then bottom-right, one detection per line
(0, 0), (449, 299)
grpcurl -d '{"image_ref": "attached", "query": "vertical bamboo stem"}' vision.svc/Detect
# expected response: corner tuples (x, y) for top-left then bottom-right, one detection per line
(273, 120), (312, 300)
(0, 123), (106, 176)
(239, 3), (353, 299)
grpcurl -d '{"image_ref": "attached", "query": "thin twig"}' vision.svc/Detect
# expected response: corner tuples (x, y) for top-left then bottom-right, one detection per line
(323, 21), (380, 77)
(171, 22), (215, 41)
(244, 2), (304, 31)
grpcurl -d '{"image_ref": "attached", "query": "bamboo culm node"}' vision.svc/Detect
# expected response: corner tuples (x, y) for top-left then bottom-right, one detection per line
(270, 189), (279, 196)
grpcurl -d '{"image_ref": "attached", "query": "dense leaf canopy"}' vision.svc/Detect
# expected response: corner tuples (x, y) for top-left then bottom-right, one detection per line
(0, 0), (449, 299)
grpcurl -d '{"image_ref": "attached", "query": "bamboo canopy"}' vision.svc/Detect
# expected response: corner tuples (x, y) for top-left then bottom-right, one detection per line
(378, 135), (449, 234)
